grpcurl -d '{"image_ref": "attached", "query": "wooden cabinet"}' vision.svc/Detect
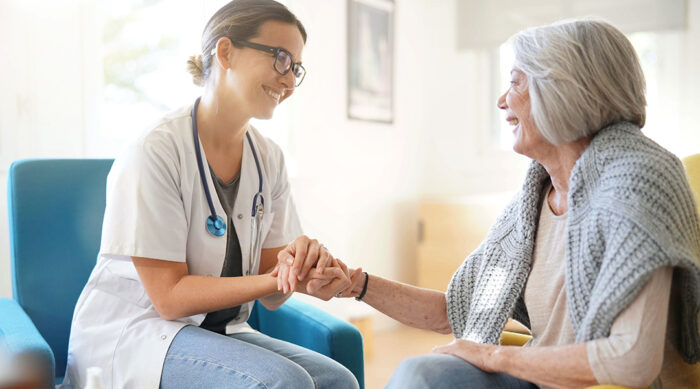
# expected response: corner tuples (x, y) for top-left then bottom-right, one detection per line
(416, 195), (510, 291)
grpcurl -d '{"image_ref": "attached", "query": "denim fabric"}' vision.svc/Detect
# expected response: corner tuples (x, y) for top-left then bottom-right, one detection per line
(385, 354), (538, 389)
(160, 326), (359, 389)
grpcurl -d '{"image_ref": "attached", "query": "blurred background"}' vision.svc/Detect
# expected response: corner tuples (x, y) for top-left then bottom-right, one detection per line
(1, 0), (699, 386)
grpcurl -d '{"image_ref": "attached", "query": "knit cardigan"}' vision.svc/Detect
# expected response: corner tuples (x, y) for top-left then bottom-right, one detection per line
(446, 121), (700, 363)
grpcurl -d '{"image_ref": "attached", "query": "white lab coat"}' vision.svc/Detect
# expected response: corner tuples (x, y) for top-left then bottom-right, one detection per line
(62, 103), (302, 388)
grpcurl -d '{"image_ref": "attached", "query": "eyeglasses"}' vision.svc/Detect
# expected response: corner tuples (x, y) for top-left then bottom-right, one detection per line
(232, 40), (306, 87)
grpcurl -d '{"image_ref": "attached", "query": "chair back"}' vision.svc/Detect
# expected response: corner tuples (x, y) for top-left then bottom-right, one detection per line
(8, 159), (114, 379)
(684, 153), (700, 217)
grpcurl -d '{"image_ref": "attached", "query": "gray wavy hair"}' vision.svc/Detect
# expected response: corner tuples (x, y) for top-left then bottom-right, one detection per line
(511, 19), (646, 145)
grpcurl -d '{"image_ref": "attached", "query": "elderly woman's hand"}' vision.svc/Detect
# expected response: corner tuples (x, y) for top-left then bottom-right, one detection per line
(431, 339), (501, 374)
(291, 258), (359, 300)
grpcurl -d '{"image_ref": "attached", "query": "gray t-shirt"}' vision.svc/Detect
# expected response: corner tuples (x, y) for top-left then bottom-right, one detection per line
(199, 165), (243, 334)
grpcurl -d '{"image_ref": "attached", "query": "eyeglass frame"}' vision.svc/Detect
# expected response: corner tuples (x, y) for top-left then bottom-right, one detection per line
(210, 39), (306, 87)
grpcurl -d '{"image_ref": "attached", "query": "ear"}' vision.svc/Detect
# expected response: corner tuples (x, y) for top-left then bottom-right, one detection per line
(213, 37), (237, 70)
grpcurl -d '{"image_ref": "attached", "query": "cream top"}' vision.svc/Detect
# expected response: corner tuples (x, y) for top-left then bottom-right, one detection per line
(524, 184), (699, 388)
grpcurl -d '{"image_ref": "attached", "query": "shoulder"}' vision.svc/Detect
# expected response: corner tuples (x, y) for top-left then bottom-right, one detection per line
(246, 126), (288, 180)
(571, 122), (689, 211)
(247, 126), (284, 161)
(112, 104), (193, 179)
(592, 122), (684, 178)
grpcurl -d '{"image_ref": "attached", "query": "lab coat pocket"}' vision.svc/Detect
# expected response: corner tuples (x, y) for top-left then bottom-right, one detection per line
(95, 261), (150, 308)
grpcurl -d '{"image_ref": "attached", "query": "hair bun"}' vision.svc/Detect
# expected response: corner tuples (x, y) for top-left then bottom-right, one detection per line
(187, 54), (205, 87)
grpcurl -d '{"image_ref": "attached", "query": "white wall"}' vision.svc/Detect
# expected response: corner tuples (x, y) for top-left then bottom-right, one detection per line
(281, 0), (425, 325)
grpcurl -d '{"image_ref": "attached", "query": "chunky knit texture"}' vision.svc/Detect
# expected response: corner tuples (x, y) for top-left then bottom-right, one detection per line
(446, 121), (700, 363)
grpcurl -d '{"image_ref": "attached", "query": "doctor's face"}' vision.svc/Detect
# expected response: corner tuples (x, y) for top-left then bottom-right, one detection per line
(497, 68), (549, 158)
(226, 20), (305, 120)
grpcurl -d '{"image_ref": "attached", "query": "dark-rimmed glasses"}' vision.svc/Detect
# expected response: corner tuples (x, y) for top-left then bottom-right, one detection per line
(233, 40), (306, 87)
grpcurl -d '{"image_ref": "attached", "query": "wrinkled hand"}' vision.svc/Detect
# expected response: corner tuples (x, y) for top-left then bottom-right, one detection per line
(294, 258), (355, 301)
(274, 235), (334, 293)
(335, 264), (366, 298)
(431, 339), (500, 373)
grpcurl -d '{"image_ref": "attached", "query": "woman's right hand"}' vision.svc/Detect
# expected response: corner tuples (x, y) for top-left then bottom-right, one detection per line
(275, 235), (334, 293)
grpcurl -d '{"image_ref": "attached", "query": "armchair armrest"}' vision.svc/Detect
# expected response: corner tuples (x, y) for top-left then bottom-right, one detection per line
(500, 331), (532, 347)
(249, 298), (364, 389)
(0, 298), (54, 385)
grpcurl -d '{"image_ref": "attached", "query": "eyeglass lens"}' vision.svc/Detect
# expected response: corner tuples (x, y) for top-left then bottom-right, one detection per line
(274, 50), (305, 85)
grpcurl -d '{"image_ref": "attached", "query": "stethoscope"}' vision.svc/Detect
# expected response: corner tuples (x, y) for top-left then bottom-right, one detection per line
(192, 97), (265, 271)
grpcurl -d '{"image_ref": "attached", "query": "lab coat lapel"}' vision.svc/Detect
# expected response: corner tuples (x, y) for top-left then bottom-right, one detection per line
(233, 131), (257, 276)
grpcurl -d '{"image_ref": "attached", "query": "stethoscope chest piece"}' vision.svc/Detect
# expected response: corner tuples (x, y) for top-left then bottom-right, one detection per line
(206, 215), (226, 237)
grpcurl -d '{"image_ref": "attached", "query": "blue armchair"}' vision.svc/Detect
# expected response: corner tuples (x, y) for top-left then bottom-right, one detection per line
(0, 159), (364, 387)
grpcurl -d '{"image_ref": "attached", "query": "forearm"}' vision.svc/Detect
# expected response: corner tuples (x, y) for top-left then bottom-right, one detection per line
(354, 274), (451, 333)
(259, 290), (293, 310)
(494, 343), (598, 389)
(161, 273), (278, 320)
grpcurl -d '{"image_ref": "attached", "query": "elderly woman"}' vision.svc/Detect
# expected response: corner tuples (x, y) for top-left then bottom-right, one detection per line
(285, 19), (700, 388)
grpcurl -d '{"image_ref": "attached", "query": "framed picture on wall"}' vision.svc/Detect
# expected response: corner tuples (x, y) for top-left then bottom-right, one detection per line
(347, 0), (394, 123)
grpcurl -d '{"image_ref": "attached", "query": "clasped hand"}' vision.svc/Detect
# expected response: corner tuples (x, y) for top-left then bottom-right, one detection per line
(270, 235), (363, 300)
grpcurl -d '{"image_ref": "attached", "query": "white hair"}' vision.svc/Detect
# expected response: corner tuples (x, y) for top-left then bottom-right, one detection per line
(510, 19), (646, 145)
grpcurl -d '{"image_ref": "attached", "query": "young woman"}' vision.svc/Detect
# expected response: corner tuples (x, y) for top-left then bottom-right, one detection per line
(62, 1), (359, 388)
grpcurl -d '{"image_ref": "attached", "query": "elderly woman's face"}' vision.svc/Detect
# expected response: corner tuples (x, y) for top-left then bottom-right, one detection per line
(497, 69), (548, 157)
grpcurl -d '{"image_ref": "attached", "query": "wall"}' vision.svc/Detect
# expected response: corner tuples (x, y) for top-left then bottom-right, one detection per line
(281, 0), (425, 325)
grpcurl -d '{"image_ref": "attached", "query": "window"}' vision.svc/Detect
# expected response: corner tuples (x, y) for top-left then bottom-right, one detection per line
(89, 0), (290, 157)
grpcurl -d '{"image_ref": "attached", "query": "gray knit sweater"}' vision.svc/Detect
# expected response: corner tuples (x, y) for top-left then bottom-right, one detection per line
(446, 121), (700, 363)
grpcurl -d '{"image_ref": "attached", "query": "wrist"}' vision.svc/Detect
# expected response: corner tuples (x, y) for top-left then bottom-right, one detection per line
(490, 345), (512, 373)
(355, 272), (369, 301)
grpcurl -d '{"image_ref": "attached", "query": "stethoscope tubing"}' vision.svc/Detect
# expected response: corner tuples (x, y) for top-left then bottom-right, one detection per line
(191, 97), (264, 236)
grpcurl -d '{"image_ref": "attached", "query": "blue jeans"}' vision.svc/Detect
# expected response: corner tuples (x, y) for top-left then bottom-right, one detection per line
(386, 354), (537, 389)
(160, 325), (359, 389)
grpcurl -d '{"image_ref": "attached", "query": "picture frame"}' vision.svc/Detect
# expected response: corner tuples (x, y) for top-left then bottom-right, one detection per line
(347, 0), (394, 123)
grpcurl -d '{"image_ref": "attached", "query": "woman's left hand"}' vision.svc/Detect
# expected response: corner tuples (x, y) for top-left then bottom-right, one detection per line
(431, 339), (500, 373)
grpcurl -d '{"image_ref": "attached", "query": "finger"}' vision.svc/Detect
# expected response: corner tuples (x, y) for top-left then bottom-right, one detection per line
(292, 236), (310, 283)
(316, 247), (331, 274)
(277, 249), (294, 266)
(279, 263), (290, 294)
(288, 262), (297, 292)
(307, 277), (331, 294)
(327, 268), (351, 292)
(337, 258), (349, 278)
(300, 239), (321, 281)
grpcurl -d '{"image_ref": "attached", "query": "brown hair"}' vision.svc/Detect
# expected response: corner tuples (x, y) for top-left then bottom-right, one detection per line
(186, 0), (307, 86)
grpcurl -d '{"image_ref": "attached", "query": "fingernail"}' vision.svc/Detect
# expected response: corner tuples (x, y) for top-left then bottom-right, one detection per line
(285, 256), (293, 265)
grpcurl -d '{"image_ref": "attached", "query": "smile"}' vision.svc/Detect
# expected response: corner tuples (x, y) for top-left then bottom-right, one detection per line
(263, 86), (281, 103)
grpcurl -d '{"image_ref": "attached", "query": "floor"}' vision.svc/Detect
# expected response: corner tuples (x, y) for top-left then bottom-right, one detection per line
(363, 324), (454, 389)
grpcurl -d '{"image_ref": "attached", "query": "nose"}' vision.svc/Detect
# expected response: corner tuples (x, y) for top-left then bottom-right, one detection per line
(497, 90), (508, 110)
(279, 70), (296, 90)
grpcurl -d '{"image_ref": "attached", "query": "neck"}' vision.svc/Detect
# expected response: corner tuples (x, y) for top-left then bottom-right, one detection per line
(534, 137), (591, 215)
(196, 86), (249, 151)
